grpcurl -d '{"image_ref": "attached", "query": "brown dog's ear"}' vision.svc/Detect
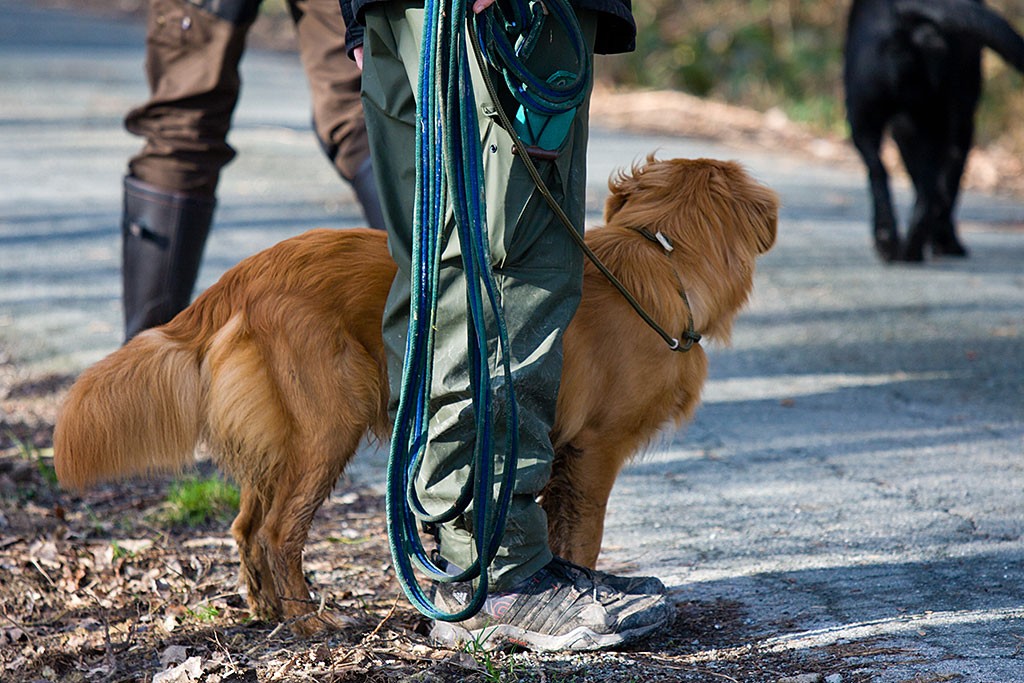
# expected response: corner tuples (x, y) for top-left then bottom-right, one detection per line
(604, 169), (632, 223)
(604, 154), (659, 223)
(706, 160), (779, 255)
(744, 181), (780, 254)
(603, 184), (628, 223)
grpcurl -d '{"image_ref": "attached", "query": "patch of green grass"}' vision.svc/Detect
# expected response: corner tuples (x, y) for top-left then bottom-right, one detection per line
(462, 628), (524, 683)
(186, 604), (222, 623)
(159, 475), (240, 528)
(6, 430), (58, 488)
(259, 0), (288, 16)
(110, 541), (134, 561)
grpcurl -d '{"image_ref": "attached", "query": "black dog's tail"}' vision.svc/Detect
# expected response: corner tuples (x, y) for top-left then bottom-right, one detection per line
(894, 0), (1024, 72)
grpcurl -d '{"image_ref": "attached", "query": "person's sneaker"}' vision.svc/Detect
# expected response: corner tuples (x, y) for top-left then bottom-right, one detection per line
(429, 557), (672, 652)
(591, 568), (666, 596)
(437, 556), (667, 596)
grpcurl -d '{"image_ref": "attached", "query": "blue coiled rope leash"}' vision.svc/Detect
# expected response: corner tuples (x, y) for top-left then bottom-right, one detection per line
(386, 0), (591, 622)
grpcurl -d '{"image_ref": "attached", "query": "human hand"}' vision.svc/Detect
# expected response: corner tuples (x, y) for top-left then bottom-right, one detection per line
(354, 46), (364, 70)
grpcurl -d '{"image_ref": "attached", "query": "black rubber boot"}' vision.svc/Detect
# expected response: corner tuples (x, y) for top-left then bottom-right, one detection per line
(121, 176), (215, 342)
(349, 156), (387, 231)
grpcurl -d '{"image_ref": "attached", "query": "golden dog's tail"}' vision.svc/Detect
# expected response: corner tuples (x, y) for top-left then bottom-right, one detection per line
(53, 300), (222, 490)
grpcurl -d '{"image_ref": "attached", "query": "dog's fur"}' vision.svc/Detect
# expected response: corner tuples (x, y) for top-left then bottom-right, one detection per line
(844, 0), (1024, 262)
(54, 157), (778, 635)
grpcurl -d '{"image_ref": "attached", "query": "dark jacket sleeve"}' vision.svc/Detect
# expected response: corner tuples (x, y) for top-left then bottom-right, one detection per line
(575, 0), (635, 54)
(339, 0), (364, 60)
(342, 0), (635, 58)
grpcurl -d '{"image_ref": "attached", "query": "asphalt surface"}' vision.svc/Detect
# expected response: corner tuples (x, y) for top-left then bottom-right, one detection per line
(2, 2), (1023, 680)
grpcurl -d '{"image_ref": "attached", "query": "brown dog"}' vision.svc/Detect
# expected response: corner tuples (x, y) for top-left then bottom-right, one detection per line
(54, 157), (778, 635)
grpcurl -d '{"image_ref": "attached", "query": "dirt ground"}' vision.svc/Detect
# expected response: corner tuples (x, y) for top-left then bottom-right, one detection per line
(1, 365), (907, 683)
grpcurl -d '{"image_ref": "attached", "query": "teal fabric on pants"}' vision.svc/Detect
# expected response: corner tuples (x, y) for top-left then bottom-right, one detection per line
(361, 2), (596, 590)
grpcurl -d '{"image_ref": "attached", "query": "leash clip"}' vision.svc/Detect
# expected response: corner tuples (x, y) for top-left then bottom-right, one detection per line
(669, 331), (701, 353)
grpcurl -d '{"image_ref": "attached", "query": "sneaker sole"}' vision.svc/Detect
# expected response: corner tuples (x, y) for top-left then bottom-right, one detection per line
(430, 613), (665, 652)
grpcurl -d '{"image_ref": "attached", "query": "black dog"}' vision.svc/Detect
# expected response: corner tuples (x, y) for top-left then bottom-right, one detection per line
(844, 0), (1024, 262)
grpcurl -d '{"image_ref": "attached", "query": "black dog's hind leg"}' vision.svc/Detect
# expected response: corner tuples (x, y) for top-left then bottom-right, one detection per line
(893, 115), (969, 261)
(851, 120), (900, 261)
(930, 120), (972, 258)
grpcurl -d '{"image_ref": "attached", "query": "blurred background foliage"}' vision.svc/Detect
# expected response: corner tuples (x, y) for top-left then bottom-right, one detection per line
(594, 0), (1024, 152)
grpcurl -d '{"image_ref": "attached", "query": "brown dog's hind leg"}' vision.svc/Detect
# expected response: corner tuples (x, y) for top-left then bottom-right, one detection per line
(257, 472), (336, 636)
(231, 484), (281, 622)
(258, 428), (366, 637)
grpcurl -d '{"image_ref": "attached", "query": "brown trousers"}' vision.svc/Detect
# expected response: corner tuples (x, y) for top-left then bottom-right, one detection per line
(125, 0), (368, 196)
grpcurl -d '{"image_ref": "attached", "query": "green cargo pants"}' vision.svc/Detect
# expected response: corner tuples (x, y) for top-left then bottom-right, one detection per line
(360, 2), (597, 590)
